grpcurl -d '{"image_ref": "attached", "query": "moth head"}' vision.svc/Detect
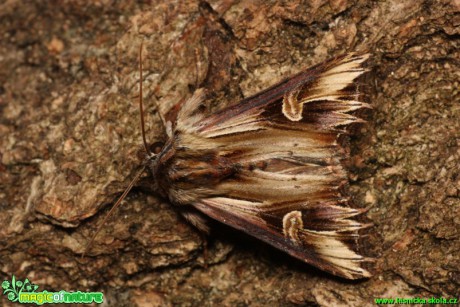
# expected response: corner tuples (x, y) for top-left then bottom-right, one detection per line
(143, 140), (165, 178)
(147, 141), (164, 158)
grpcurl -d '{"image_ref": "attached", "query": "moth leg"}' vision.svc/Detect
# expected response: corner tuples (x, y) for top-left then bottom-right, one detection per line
(179, 209), (211, 267)
(200, 231), (209, 269)
(179, 209), (211, 234)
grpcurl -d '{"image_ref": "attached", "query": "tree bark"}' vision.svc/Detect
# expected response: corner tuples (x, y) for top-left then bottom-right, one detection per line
(1, 0), (459, 305)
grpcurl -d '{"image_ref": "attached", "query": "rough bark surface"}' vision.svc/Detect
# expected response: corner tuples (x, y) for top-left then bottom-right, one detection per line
(1, 0), (459, 306)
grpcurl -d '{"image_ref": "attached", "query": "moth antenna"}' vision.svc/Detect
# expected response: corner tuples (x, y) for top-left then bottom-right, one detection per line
(82, 165), (146, 258)
(138, 40), (152, 156)
(82, 41), (156, 257)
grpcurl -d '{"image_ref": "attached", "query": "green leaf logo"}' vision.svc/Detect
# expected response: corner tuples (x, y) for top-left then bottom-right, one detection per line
(2, 275), (39, 302)
(1, 281), (9, 290)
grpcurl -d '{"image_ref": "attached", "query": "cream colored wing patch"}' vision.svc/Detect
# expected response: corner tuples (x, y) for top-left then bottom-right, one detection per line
(282, 53), (369, 121)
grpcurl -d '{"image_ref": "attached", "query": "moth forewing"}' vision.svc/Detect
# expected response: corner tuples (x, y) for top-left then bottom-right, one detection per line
(153, 52), (373, 279)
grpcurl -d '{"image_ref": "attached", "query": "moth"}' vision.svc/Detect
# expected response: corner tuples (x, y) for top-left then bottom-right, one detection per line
(86, 48), (372, 280)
